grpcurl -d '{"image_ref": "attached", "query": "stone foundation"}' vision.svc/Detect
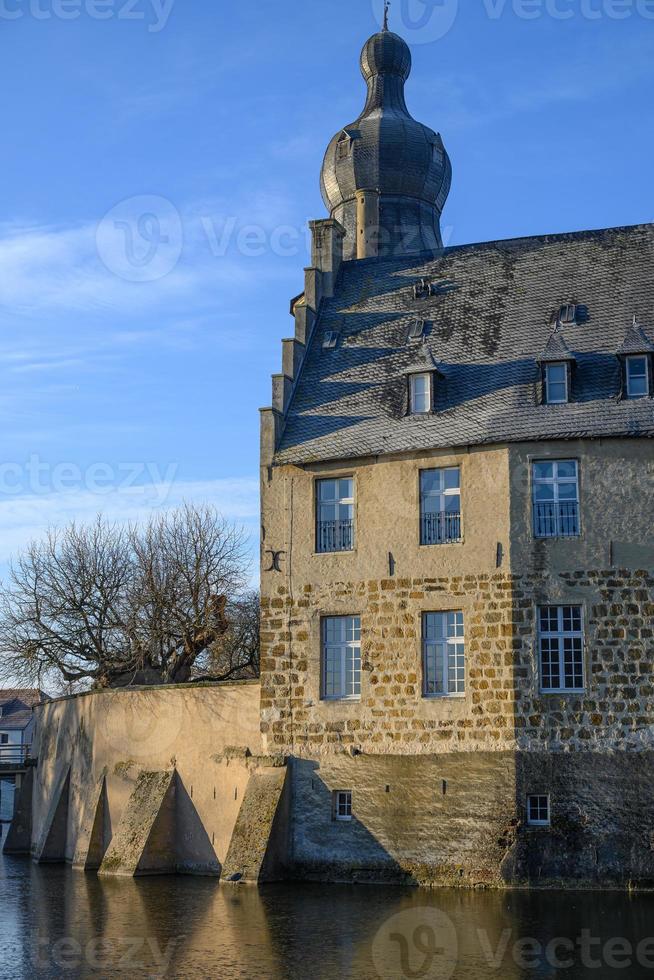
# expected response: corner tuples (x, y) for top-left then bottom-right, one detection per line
(289, 751), (654, 889)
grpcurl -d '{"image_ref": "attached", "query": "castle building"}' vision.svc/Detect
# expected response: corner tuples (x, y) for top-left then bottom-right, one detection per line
(260, 23), (654, 886)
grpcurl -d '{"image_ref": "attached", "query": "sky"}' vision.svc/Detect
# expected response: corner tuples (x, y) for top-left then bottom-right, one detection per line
(0, 0), (652, 583)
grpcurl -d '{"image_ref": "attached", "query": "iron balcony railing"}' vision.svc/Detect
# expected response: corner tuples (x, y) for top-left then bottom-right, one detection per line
(317, 519), (354, 554)
(0, 744), (31, 768)
(421, 511), (462, 546)
(534, 500), (580, 538)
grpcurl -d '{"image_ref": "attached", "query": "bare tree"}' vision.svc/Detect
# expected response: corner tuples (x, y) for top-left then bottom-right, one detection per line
(193, 590), (260, 682)
(0, 504), (250, 691)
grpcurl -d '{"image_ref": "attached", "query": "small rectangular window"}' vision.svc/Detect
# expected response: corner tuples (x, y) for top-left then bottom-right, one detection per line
(626, 355), (649, 399)
(558, 304), (577, 325)
(544, 362), (568, 404)
(316, 478), (354, 553)
(334, 790), (353, 821)
(322, 331), (339, 350)
(408, 319), (426, 341)
(323, 616), (361, 701)
(532, 460), (580, 538)
(410, 373), (432, 414)
(538, 605), (584, 693)
(527, 795), (551, 826)
(0, 734), (8, 745)
(420, 468), (461, 545)
(423, 611), (465, 697)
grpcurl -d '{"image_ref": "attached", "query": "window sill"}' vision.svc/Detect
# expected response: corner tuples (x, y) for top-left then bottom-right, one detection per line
(423, 693), (466, 701)
(321, 697), (361, 704)
(539, 689), (585, 696)
(533, 534), (581, 541)
(419, 540), (464, 548)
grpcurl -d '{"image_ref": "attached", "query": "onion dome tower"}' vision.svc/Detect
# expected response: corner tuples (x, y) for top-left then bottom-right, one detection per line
(320, 16), (452, 261)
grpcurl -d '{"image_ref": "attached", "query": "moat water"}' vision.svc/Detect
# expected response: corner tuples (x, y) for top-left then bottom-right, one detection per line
(2, 829), (654, 979)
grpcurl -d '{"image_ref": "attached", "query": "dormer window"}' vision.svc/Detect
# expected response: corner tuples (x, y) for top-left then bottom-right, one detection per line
(337, 136), (350, 160)
(544, 362), (569, 404)
(626, 355), (649, 399)
(558, 304), (577, 326)
(323, 331), (339, 350)
(408, 319), (426, 341)
(410, 373), (432, 414)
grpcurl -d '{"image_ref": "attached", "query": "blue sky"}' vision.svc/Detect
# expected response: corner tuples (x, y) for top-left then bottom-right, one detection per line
(0, 0), (651, 580)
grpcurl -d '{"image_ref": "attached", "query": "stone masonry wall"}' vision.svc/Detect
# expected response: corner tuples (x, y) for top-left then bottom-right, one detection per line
(260, 569), (654, 756)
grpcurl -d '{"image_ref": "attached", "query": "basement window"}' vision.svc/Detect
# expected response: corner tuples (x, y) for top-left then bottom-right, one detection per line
(334, 790), (353, 821)
(527, 795), (551, 827)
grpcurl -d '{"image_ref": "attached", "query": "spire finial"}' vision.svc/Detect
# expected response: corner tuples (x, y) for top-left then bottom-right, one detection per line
(383, 0), (390, 31)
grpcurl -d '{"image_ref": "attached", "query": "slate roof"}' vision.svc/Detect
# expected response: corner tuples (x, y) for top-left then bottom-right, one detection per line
(275, 223), (654, 465)
(617, 320), (654, 356)
(0, 689), (47, 730)
(538, 329), (575, 363)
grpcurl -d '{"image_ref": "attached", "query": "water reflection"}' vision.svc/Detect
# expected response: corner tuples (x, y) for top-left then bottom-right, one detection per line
(2, 831), (654, 979)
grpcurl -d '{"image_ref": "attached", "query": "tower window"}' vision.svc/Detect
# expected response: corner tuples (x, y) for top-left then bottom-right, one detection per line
(337, 138), (350, 160)
(527, 795), (551, 826)
(409, 373), (432, 414)
(544, 362), (569, 404)
(626, 355), (649, 398)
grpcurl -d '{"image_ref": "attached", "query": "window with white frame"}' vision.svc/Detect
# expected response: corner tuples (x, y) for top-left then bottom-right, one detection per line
(544, 362), (569, 404)
(626, 355), (649, 399)
(334, 790), (353, 821)
(538, 605), (584, 692)
(532, 460), (580, 538)
(527, 795), (551, 826)
(420, 468), (462, 545)
(316, 478), (354, 553)
(409, 373), (432, 414)
(322, 616), (361, 700)
(423, 612), (465, 697)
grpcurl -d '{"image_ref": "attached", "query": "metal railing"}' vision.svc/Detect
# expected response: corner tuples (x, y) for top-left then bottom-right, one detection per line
(0, 744), (31, 768)
(421, 512), (462, 545)
(317, 519), (354, 554)
(534, 501), (580, 538)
